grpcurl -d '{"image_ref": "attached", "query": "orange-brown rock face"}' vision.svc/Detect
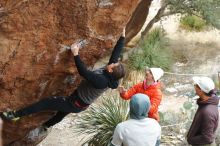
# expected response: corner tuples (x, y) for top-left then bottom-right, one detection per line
(0, 0), (143, 145)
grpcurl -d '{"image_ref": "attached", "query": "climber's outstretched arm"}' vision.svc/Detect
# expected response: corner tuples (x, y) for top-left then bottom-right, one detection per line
(71, 43), (108, 89)
(108, 28), (125, 64)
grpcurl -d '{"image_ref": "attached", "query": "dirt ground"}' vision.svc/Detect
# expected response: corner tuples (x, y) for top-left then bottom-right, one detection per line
(38, 1), (220, 146)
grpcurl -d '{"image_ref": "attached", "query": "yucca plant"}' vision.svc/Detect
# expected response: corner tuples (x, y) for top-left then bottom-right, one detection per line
(74, 91), (129, 146)
(128, 28), (173, 72)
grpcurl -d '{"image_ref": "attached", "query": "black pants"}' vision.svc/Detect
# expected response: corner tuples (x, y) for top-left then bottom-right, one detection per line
(15, 93), (89, 127)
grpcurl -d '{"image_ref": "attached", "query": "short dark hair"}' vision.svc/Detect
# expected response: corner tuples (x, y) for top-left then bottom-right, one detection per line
(205, 89), (216, 96)
(112, 63), (126, 80)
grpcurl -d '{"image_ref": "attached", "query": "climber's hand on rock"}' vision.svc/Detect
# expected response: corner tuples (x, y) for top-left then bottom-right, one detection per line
(71, 43), (80, 56)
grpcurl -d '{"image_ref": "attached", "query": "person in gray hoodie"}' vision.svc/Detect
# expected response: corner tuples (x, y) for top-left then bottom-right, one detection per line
(1, 29), (126, 129)
(187, 76), (219, 146)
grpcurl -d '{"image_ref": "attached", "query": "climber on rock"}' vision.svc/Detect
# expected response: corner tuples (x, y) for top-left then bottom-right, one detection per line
(1, 28), (126, 130)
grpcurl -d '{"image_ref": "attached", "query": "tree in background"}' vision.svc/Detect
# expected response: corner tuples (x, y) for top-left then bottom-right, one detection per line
(167, 0), (220, 29)
(126, 0), (220, 45)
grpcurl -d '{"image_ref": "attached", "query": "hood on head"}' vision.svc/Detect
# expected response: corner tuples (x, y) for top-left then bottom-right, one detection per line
(130, 93), (150, 120)
(197, 94), (219, 106)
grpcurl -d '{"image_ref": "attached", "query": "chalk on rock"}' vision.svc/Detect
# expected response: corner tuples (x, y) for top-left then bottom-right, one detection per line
(72, 39), (88, 49)
(59, 39), (88, 51)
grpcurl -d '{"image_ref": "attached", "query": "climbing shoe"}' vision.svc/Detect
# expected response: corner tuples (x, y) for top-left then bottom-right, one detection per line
(1, 111), (20, 121)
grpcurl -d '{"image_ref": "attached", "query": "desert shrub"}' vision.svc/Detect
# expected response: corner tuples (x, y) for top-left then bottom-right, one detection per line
(180, 15), (207, 31)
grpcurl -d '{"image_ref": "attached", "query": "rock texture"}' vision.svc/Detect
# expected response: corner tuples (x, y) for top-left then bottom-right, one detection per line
(125, 0), (153, 44)
(0, 0), (153, 145)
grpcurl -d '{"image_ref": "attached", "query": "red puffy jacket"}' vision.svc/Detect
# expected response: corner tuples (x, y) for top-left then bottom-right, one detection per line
(120, 81), (162, 121)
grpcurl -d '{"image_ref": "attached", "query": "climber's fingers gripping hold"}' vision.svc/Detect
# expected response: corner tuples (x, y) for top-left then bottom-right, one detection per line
(71, 43), (80, 56)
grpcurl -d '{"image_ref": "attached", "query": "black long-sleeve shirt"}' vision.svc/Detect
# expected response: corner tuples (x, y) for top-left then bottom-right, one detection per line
(74, 36), (125, 89)
(73, 36), (125, 104)
(108, 36), (125, 64)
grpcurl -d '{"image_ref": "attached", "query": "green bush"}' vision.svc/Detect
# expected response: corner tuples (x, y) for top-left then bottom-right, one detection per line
(180, 15), (207, 31)
(128, 28), (173, 71)
(74, 92), (129, 146)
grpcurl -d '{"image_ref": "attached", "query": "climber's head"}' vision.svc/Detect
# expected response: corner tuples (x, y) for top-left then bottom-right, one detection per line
(106, 62), (126, 80)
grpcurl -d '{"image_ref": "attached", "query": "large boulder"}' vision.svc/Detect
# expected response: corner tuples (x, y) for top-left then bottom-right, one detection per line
(0, 0), (152, 145)
(125, 0), (153, 44)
